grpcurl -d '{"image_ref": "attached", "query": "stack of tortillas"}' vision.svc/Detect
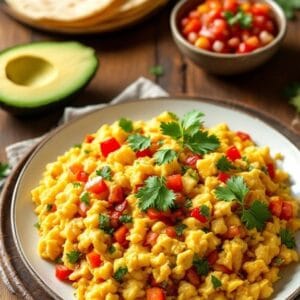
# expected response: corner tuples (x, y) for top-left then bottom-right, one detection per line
(3, 0), (169, 34)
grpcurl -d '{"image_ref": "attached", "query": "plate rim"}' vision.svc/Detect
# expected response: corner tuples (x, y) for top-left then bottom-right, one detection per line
(10, 96), (300, 300)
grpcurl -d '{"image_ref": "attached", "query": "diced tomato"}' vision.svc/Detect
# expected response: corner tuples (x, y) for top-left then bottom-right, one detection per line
(175, 193), (186, 206)
(252, 3), (270, 16)
(236, 131), (251, 141)
(108, 185), (124, 204)
(224, 0), (238, 12)
(183, 19), (201, 35)
(213, 263), (232, 274)
(100, 138), (121, 157)
(269, 199), (283, 218)
(166, 174), (183, 192)
(85, 135), (95, 143)
(211, 18), (228, 40)
(207, 250), (219, 265)
(267, 163), (275, 180)
(281, 201), (293, 220)
(185, 154), (202, 168)
(110, 210), (122, 228)
(144, 231), (159, 247)
(245, 36), (260, 51)
(146, 287), (166, 300)
(87, 251), (102, 268)
(226, 146), (241, 161)
(186, 268), (201, 286)
(78, 202), (89, 217)
(147, 208), (169, 220)
(77, 171), (89, 183)
(136, 148), (152, 158)
(166, 226), (177, 238)
(50, 204), (57, 212)
(86, 177), (108, 195)
(55, 265), (73, 281)
(170, 209), (184, 223)
(226, 225), (243, 239)
(114, 225), (129, 246)
(190, 207), (207, 223)
(218, 172), (231, 183)
(114, 200), (128, 212)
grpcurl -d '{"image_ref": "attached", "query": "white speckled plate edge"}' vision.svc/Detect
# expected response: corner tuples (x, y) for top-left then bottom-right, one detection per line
(10, 98), (300, 300)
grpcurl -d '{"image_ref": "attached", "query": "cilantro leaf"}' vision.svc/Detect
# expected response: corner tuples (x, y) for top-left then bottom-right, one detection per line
(193, 255), (209, 276)
(272, 257), (284, 267)
(184, 131), (220, 155)
(72, 182), (82, 188)
(215, 176), (249, 203)
(280, 228), (296, 249)
(284, 82), (300, 112)
(136, 176), (176, 212)
(275, 0), (300, 19)
(73, 144), (82, 149)
(181, 110), (204, 136)
(241, 200), (271, 231)
(119, 214), (133, 224)
(224, 10), (252, 29)
(96, 166), (112, 181)
(200, 205), (210, 218)
(127, 134), (151, 151)
(154, 149), (178, 165)
(80, 192), (90, 205)
(216, 156), (236, 172)
(66, 250), (81, 264)
(108, 245), (116, 254)
(160, 122), (182, 140)
(113, 267), (128, 282)
(0, 162), (9, 179)
(99, 214), (114, 235)
(119, 118), (133, 133)
(211, 275), (222, 289)
(168, 111), (179, 121)
(174, 223), (187, 236)
(149, 65), (164, 77)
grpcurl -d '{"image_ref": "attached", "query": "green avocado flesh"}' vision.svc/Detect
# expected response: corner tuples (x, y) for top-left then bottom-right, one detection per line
(0, 41), (98, 114)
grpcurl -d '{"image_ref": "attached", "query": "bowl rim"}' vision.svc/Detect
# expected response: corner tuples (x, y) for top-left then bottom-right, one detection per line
(170, 0), (287, 58)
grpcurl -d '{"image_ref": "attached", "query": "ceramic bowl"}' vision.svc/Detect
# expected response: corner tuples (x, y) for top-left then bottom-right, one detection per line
(170, 0), (287, 75)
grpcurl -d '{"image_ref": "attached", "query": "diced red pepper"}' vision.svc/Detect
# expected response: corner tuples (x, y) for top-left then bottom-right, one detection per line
(146, 287), (166, 300)
(226, 146), (241, 161)
(190, 207), (207, 223)
(166, 174), (183, 192)
(108, 185), (124, 204)
(185, 154), (202, 168)
(252, 3), (270, 16)
(236, 131), (251, 141)
(136, 148), (152, 158)
(147, 208), (169, 220)
(55, 265), (73, 281)
(269, 199), (283, 218)
(85, 135), (95, 143)
(144, 231), (159, 247)
(78, 202), (89, 218)
(50, 204), (57, 212)
(183, 19), (201, 35)
(87, 251), (102, 268)
(218, 172), (231, 183)
(100, 138), (121, 157)
(224, 0), (238, 12)
(86, 176), (108, 195)
(186, 268), (201, 286)
(114, 225), (129, 246)
(281, 201), (293, 220)
(267, 163), (275, 179)
(77, 171), (89, 183)
(165, 226), (177, 238)
(114, 200), (128, 212)
(213, 263), (232, 274)
(207, 250), (219, 265)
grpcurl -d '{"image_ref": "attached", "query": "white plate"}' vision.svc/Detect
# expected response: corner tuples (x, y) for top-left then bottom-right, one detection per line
(11, 99), (300, 300)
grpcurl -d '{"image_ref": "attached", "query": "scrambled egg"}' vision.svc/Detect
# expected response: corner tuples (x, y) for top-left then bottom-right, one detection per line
(31, 111), (299, 300)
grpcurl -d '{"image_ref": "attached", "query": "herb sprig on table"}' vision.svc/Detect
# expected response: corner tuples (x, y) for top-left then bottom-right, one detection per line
(284, 82), (300, 112)
(0, 162), (10, 179)
(274, 0), (300, 19)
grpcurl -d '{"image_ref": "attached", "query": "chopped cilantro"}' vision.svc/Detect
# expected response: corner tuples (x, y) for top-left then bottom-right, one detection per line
(73, 144), (82, 148)
(72, 182), (82, 188)
(54, 257), (63, 264)
(154, 149), (178, 165)
(0, 163), (9, 179)
(193, 255), (209, 276)
(136, 176), (176, 212)
(280, 228), (296, 249)
(174, 223), (187, 236)
(274, 0), (300, 19)
(200, 205), (210, 218)
(273, 257), (284, 266)
(168, 111), (179, 121)
(108, 245), (116, 254)
(127, 134), (151, 151)
(34, 222), (40, 229)
(84, 150), (91, 154)
(96, 166), (112, 181)
(119, 118), (133, 133)
(113, 266), (128, 282)
(211, 275), (222, 289)
(46, 204), (53, 211)
(66, 251), (81, 264)
(99, 214), (114, 235)
(160, 122), (182, 140)
(119, 214), (133, 224)
(216, 156), (236, 172)
(149, 65), (164, 77)
(80, 192), (90, 205)
(284, 82), (300, 112)
(184, 198), (192, 209)
(224, 10), (252, 29)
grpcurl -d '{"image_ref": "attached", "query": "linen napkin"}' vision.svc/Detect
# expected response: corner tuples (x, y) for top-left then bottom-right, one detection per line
(0, 77), (169, 189)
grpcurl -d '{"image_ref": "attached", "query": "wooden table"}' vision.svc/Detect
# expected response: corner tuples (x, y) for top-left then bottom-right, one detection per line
(0, 2), (299, 299)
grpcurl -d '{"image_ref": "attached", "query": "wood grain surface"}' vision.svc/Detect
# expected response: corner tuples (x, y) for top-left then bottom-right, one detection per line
(0, 2), (299, 299)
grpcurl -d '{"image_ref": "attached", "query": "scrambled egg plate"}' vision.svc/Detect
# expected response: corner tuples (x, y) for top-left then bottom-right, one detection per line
(31, 111), (300, 300)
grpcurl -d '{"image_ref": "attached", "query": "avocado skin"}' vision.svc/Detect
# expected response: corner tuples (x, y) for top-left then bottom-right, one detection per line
(0, 41), (99, 116)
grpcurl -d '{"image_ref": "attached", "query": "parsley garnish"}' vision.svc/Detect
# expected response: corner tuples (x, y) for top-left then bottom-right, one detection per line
(160, 110), (220, 155)
(216, 156), (236, 172)
(174, 223), (187, 236)
(127, 134), (151, 151)
(154, 149), (178, 165)
(0, 163), (9, 179)
(149, 65), (164, 77)
(275, 0), (300, 19)
(224, 10), (252, 29)
(80, 192), (90, 205)
(99, 214), (114, 235)
(108, 245), (116, 254)
(119, 214), (133, 224)
(72, 182), (82, 188)
(136, 176), (176, 212)
(46, 204), (53, 211)
(284, 82), (300, 113)
(119, 118), (133, 133)
(113, 267), (128, 282)
(200, 205), (210, 218)
(193, 255), (209, 276)
(280, 228), (296, 249)
(211, 275), (222, 289)
(96, 166), (112, 181)
(66, 251), (81, 264)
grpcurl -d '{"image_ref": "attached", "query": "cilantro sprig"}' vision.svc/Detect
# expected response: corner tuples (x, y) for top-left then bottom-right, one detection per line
(119, 118), (133, 133)
(80, 192), (90, 205)
(275, 0), (300, 19)
(127, 134), (151, 151)
(280, 228), (296, 249)
(154, 149), (178, 165)
(136, 176), (175, 212)
(66, 250), (81, 264)
(215, 176), (271, 231)
(216, 156), (236, 172)
(193, 255), (210, 276)
(224, 10), (252, 29)
(96, 166), (112, 181)
(200, 205), (210, 218)
(160, 110), (220, 155)
(119, 214), (133, 224)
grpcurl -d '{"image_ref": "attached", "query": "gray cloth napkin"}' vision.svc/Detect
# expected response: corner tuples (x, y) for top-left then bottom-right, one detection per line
(0, 77), (168, 189)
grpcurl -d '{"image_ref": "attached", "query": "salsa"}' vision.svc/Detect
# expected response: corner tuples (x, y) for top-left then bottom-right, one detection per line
(180, 0), (277, 54)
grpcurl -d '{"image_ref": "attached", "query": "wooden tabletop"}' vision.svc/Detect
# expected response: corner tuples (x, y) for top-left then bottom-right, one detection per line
(0, 2), (300, 299)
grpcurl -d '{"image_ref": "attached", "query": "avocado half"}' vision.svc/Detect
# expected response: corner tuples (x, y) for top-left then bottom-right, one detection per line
(0, 41), (98, 115)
